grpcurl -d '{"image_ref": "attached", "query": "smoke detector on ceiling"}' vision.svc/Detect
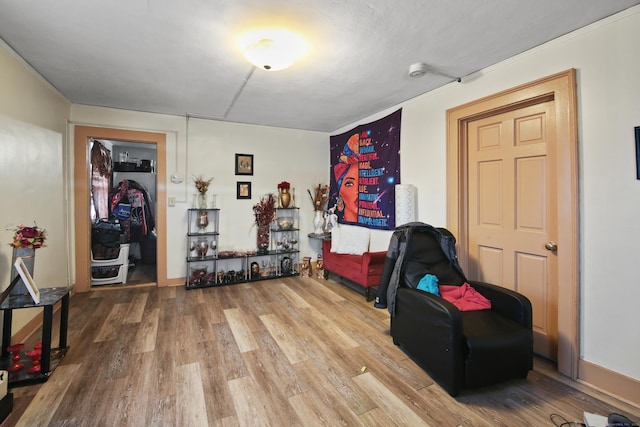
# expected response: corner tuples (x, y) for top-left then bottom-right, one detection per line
(408, 62), (428, 78)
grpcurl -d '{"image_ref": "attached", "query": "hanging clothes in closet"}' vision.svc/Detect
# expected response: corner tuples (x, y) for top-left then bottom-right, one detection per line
(90, 139), (112, 222)
(110, 179), (155, 244)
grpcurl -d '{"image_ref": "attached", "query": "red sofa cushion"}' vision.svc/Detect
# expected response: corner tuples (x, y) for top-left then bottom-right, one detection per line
(322, 240), (386, 288)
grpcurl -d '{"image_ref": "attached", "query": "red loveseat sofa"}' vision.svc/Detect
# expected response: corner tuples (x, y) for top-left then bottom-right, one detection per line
(322, 239), (387, 301)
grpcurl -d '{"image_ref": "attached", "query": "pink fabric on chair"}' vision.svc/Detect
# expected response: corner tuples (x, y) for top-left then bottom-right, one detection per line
(439, 282), (492, 311)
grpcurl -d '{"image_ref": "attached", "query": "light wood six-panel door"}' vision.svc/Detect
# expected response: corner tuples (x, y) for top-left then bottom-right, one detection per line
(467, 101), (558, 360)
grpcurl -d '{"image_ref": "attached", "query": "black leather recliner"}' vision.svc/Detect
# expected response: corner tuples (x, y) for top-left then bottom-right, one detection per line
(377, 224), (533, 397)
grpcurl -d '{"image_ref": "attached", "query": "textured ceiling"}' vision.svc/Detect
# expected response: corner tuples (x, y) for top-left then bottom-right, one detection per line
(1, 1), (639, 132)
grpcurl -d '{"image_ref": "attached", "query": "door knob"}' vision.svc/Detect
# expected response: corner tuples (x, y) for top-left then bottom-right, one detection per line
(545, 242), (558, 251)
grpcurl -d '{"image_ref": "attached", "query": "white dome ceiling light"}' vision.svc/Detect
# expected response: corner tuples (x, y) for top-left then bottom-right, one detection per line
(239, 29), (308, 71)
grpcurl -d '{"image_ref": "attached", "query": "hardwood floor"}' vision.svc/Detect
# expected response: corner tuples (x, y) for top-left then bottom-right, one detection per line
(6, 277), (640, 426)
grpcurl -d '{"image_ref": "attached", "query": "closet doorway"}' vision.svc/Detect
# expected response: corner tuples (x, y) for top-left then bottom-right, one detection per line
(74, 126), (167, 292)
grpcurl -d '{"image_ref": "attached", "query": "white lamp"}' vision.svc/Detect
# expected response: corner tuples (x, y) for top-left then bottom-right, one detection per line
(239, 29), (307, 71)
(395, 184), (417, 227)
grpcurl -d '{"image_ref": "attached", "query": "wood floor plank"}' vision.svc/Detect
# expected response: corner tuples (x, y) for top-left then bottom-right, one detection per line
(275, 281), (312, 308)
(145, 395), (177, 427)
(190, 302), (218, 342)
(291, 359), (366, 425)
(352, 372), (430, 426)
(290, 276), (346, 303)
(124, 291), (149, 323)
(289, 389), (362, 427)
(93, 302), (130, 342)
(9, 281), (640, 426)
(93, 378), (132, 426)
(174, 314), (201, 366)
(114, 352), (155, 426)
(303, 305), (359, 349)
(15, 364), (80, 427)
(224, 308), (259, 353)
(212, 321), (250, 381)
(240, 350), (303, 426)
(248, 330), (308, 399)
(94, 323), (140, 381)
(176, 362), (209, 426)
(357, 406), (403, 427)
(211, 415), (241, 427)
(259, 313), (309, 364)
(197, 339), (238, 422)
(132, 307), (159, 353)
(227, 376), (283, 427)
(416, 381), (495, 427)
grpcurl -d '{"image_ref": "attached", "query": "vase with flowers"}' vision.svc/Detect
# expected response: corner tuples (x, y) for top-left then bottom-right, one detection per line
(194, 175), (213, 209)
(277, 181), (291, 208)
(9, 224), (46, 296)
(253, 194), (276, 254)
(308, 184), (330, 234)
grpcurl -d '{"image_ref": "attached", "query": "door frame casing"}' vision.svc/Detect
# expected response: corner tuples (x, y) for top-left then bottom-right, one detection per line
(73, 126), (168, 292)
(446, 69), (579, 377)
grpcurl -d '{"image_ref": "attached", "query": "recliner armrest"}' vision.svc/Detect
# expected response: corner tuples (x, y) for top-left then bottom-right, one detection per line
(397, 287), (462, 325)
(468, 281), (532, 328)
(392, 287), (465, 396)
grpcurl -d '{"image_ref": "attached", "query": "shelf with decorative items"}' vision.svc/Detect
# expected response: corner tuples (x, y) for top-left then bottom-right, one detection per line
(271, 207), (300, 277)
(186, 208), (220, 289)
(186, 195), (301, 290)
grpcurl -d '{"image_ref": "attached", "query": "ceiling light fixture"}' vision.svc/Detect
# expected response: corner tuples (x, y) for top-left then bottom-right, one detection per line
(239, 29), (308, 71)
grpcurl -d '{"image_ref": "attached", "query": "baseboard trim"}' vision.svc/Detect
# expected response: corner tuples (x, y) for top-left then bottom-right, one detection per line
(165, 277), (185, 287)
(578, 359), (640, 409)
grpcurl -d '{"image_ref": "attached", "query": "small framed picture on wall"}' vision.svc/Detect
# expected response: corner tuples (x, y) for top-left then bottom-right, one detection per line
(235, 153), (254, 176)
(237, 181), (251, 199)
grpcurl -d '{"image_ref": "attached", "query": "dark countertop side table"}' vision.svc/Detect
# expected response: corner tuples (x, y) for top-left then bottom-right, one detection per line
(0, 287), (71, 387)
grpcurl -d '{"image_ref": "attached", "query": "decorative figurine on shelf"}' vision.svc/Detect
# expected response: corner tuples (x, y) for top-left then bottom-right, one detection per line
(277, 181), (291, 208)
(26, 343), (43, 374)
(325, 206), (338, 233)
(7, 343), (25, 372)
(281, 256), (292, 275)
(251, 262), (260, 279)
(316, 255), (325, 279)
(301, 256), (312, 278)
(197, 210), (209, 233)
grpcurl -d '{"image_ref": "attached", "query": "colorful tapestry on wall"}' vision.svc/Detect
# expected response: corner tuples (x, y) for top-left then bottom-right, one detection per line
(329, 108), (401, 230)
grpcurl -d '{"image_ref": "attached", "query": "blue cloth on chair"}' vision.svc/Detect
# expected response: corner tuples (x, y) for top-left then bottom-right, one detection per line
(417, 273), (440, 296)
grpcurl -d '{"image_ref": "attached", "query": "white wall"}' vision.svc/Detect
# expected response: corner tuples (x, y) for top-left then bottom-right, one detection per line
(0, 41), (71, 333)
(334, 7), (640, 381)
(70, 106), (329, 280)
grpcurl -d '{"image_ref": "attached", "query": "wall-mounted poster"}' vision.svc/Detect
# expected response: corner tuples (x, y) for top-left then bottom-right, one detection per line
(329, 109), (401, 230)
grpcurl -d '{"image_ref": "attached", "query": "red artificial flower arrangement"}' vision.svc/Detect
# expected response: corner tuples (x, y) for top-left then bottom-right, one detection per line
(277, 181), (291, 190)
(253, 194), (277, 227)
(9, 224), (47, 249)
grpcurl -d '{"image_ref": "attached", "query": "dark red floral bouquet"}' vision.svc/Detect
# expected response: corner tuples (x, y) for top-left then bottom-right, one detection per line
(10, 224), (47, 249)
(253, 194), (276, 227)
(277, 181), (290, 190)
